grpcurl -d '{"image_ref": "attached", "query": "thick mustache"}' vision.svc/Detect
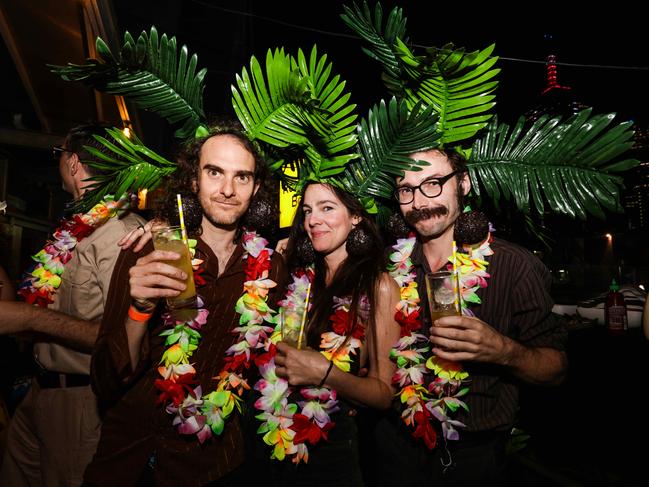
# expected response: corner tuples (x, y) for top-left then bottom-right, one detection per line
(405, 206), (448, 225)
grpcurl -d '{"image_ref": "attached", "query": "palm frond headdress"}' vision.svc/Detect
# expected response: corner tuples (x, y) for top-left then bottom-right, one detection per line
(48, 0), (639, 462)
(51, 2), (637, 223)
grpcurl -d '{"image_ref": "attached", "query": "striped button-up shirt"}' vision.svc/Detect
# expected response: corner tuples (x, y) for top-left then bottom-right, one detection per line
(411, 237), (568, 432)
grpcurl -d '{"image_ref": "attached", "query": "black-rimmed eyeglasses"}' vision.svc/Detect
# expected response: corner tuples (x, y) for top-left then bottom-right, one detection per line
(394, 170), (461, 204)
(51, 145), (73, 161)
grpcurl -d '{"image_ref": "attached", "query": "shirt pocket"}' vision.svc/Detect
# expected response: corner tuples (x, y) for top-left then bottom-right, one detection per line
(64, 264), (93, 287)
(60, 265), (98, 317)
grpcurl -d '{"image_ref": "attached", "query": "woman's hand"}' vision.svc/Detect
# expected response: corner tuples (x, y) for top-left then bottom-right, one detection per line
(274, 237), (289, 255)
(274, 341), (329, 386)
(118, 219), (161, 252)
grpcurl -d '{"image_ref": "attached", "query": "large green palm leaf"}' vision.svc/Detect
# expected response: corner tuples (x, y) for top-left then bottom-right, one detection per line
(231, 46), (358, 188)
(341, 1), (499, 146)
(340, 1), (408, 95)
(50, 27), (206, 138)
(74, 128), (177, 213)
(340, 97), (441, 199)
(295, 46), (359, 180)
(395, 41), (499, 145)
(468, 109), (638, 219)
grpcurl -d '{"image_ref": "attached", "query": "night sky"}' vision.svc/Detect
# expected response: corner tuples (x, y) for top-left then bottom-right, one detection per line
(114, 1), (649, 130)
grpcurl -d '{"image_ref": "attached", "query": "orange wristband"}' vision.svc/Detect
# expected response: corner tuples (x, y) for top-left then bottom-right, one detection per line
(128, 305), (153, 322)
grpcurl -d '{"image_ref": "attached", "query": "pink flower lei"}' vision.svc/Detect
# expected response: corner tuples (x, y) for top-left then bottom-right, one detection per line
(253, 267), (367, 464)
(388, 233), (493, 449)
(18, 194), (132, 307)
(155, 230), (278, 443)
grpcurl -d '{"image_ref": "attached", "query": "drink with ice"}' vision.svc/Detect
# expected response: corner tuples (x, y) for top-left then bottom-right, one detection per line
(425, 270), (461, 323)
(152, 225), (197, 309)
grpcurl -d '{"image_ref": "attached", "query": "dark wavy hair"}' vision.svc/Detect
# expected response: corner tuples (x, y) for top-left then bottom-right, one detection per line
(156, 118), (274, 235)
(66, 121), (114, 176)
(284, 182), (386, 351)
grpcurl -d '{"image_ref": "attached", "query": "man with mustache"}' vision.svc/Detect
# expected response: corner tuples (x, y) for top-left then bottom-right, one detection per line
(82, 121), (286, 487)
(370, 148), (568, 486)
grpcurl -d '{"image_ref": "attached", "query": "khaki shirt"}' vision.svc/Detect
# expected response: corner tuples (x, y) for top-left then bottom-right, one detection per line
(34, 211), (145, 374)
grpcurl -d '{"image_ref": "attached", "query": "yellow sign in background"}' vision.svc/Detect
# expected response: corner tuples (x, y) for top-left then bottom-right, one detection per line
(279, 165), (299, 228)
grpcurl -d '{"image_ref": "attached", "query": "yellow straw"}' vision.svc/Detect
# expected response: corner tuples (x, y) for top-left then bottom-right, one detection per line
(452, 240), (460, 313)
(176, 194), (189, 247)
(296, 282), (311, 349)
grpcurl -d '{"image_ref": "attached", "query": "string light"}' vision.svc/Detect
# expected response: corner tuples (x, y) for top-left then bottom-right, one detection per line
(122, 120), (132, 138)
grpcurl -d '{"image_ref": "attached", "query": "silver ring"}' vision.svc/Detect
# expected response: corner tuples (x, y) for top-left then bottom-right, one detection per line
(137, 224), (145, 231)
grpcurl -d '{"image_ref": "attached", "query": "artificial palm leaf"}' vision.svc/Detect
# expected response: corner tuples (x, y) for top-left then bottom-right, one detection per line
(295, 47), (359, 178)
(342, 2), (499, 146)
(392, 40), (499, 146)
(74, 128), (177, 213)
(340, 97), (441, 199)
(49, 27), (207, 138)
(340, 1), (408, 95)
(231, 46), (358, 188)
(467, 109), (638, 219)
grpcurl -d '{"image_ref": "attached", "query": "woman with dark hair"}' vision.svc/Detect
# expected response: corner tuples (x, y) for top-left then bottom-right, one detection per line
(255, 181), (400, 486)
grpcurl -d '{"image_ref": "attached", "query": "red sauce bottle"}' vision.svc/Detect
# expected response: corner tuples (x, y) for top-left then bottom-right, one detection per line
(604, 279), (628, 335)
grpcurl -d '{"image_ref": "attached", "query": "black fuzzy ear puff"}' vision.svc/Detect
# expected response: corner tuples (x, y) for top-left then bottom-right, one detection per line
(453, 210), (490, 246)
(242, 196), (278, 236)
(386, 211), (411, 240)
(163, 193), (203, 233)
(345, 224), (373, 256)
(296, 236), (315, 265)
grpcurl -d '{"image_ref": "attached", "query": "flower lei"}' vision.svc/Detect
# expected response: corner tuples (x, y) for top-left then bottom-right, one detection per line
(155, 231), (277, 443)
(156, 234), (366, 463)
(18, 194), (132, 307)
(253, 267), (367, 464)
(388, 233), (493, 449)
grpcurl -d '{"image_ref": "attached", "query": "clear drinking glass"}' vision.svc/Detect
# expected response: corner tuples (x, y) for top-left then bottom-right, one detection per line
(151, 225), (197, 309)
(425, 270), (461, 322)
(280, 306), (306, 349)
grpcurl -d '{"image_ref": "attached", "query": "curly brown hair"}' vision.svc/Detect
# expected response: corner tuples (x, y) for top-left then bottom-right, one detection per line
(156, 118), (276, 235)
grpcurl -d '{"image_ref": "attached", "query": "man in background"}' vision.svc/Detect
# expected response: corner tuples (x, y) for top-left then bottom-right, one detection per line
(0, 122), (145, 486)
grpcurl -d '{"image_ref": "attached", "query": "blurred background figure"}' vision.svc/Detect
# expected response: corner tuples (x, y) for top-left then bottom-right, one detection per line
(0, 122), (145, 487)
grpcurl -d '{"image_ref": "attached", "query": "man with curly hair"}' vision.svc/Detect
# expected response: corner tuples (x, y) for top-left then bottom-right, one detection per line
(84, 120), (286, 487)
